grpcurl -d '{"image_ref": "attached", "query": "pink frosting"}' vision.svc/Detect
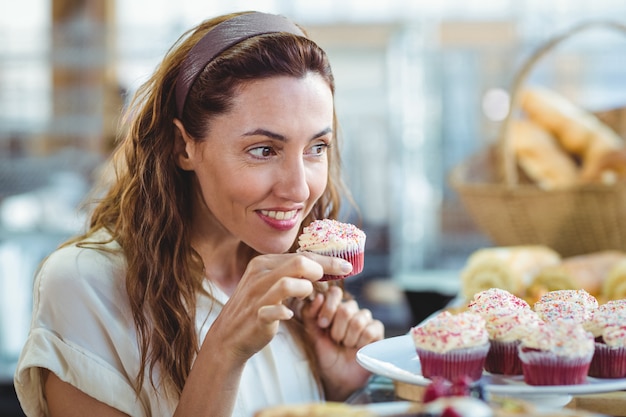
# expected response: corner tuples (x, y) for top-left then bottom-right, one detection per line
(467, 288), (530, 316)
(585, 299), (626, 338)
(410, 311), (488, 353)
(520, 319), (594, 358)
(603, 325), (626, 348)
(298, 219), (365, 253)
(483, 307), (543, 342)
(534, 289), (598, 324)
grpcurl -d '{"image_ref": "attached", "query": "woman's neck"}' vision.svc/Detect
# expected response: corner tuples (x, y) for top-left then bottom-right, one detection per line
(199, 240), (255, 296)
(189, 193), (259, 296)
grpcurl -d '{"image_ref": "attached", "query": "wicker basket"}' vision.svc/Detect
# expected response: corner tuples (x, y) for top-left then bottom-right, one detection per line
(450, 20), (626, 258)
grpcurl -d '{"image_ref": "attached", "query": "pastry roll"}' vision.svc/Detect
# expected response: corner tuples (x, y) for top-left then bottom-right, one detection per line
(527, 250), (626, 304)
(460, 246), (561, 300)
(509, 119), (579, 190)
(603, 259), (626, 301)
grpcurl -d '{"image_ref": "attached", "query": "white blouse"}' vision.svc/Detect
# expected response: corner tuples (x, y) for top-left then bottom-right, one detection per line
(14, 234), (322, 416)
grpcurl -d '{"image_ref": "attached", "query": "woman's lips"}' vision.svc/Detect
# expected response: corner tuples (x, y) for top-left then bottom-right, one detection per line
(258, 209), (300, 231)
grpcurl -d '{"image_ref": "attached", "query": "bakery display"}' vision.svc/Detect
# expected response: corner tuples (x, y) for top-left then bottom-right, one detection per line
(460, 245), (561, 300)
(460, 245), (626, 305)
(297, 219), (366, 281)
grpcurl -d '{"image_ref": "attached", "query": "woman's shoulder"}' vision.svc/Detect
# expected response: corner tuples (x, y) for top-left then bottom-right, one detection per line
(36, 229), (126, 298)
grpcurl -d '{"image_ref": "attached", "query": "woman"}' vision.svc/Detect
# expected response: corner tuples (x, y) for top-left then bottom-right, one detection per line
(14, 10), (384, 417)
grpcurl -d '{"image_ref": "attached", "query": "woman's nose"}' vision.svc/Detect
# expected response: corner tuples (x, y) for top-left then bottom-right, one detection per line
(275, 157), (310, 202)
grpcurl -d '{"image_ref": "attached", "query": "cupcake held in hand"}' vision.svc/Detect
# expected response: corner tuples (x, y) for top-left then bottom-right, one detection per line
(297, 219), (366, 281)
(410, 311), (490, 382)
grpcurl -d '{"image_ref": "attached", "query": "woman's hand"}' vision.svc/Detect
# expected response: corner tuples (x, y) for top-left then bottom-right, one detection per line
(300, 284), (385, 401)
(207, 252), (353, 362)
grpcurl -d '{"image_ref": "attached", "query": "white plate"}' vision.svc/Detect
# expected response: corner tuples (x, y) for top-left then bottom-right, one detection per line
(356, 334), (626, 398)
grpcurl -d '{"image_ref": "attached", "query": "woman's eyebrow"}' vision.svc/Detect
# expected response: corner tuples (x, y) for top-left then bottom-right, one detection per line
(243, 127), (333, 141)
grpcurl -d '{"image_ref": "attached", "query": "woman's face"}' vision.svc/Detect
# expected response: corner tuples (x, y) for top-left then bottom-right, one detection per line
(180, 73), (334, 254)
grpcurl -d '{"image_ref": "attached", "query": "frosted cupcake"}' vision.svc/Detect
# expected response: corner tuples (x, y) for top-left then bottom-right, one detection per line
(467, 288), (531, 315)
(533, 289), (598, 324)
(584, 299), (626, 378)
(297, 219), (366, 281)
(518, 319), (594, 385)
(482, 308), (543, 375)
(410, 311), (490, 382)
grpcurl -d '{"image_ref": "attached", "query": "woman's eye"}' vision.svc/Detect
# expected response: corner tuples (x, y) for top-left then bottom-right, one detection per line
(308, 143), (329, 156)
(249, 146), (275, 158)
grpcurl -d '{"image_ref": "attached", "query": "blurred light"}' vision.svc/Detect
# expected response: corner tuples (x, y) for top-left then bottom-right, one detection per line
(0, 194), (42, 231)
(482, 88), (510, 121)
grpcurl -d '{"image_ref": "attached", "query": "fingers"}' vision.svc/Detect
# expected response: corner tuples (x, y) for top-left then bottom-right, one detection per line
(250, 252), (351, 287)
(298, 252), (353, 278)
(316, 286), (343, 328)
(257, 304), (294, 323)
(301, 286), (385, 348)
(328, 299), (359, 343)
(269, 276), (315, 302)
(249, 254), (324, 284)
(335, 306), (384, 349)
(353, 316), (385, 349)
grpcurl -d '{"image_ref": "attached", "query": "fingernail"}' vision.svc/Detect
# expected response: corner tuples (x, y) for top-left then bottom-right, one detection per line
(340, 260), (353, 274)
(319, 317), (329, 328)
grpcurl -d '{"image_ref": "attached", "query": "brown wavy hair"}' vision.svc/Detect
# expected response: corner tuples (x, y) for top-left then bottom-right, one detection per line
(69, 12), (346, 397)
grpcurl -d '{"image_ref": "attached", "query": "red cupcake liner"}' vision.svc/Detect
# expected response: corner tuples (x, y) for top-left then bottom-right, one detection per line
(320, 250), (364, 281)
(484, 340), (523, 375)
(416, 343), (490, 382)
(588, 343), (626, 378)
(518, 348), (592, 386)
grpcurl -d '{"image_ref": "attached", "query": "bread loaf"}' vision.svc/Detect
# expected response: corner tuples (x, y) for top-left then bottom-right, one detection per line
(520, 86), (623, 155)
(579, 148), (626, 184)
(509, 119), (579, 189)
(520, 86), (624, 183)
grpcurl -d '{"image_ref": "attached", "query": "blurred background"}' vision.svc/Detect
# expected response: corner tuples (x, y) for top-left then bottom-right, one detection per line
(2, 0), (626, 414)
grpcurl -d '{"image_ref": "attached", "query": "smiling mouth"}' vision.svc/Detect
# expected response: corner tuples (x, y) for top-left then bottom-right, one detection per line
(260, 209), (298, 220)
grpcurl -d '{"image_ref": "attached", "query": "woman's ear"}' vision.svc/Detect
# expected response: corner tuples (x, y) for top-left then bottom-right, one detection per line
(173, 119), (195, 171)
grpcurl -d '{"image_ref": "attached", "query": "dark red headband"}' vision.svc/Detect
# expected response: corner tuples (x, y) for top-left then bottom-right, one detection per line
(175, 12), (305, 119)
